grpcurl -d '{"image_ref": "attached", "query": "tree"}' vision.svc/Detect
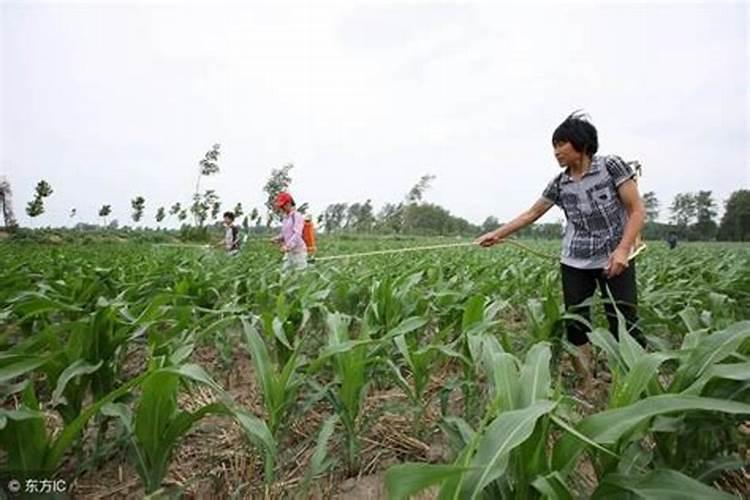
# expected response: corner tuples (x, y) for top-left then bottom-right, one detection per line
(401, 174), (437, 232)
(210, 199), (222, 221)
(525, 222), (563, 239)
(190, 193), (206, 226)
(693, 190), (717, 224)
(35, 180), (53, 198)
(669, 192), (696, 229)
(343, 200), (375, 232)
(190, 190), (218, 227)
(69, 208), (77, 219)
(263, 163), (294, 224)
(178, 209), (188, 222)
(376, 202), (404, 234)
(26, 198), (44, 218)
(250, 207), (259, 226)
(169, 203), (182, 216)
(692, 190), (718, 239)
(481, 216), (499, 234)
(233, 202), (244, 218)
(718, 189), (750, 241)
(155, 207), (166, 224)
(205, 191), (219, 221)
(406, 174), (436, 203)
(345, 202), (362, 230)
(195, 144), (220, 192)
(401, 203), (478, 235)
(25, 180), (54, 219)
(357, 199), (375, 232)
(98, 204), (112, 226)
(323, 203), (348, 233)
(131, 196), (146, 223)
(642, 191), (659, 223)
(190, 143), (221, 226)
(0, 175), (18, 229)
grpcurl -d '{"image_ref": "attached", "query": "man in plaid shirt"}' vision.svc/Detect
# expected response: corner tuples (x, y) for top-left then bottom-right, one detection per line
(475, 112), (646, 379)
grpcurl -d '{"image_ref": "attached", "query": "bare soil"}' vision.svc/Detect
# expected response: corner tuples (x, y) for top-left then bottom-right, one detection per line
(68, 343), (749, 499)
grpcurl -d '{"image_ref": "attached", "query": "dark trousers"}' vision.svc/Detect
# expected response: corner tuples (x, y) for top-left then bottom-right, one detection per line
(561, 262), (645, 347)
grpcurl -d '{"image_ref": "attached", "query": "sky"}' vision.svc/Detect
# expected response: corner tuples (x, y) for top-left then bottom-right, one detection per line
(2, 0), (748, 228)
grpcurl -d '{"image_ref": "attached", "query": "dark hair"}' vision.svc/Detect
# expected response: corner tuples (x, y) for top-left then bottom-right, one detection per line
(552, 111), (598, 156)
(223, 211), (235, 221)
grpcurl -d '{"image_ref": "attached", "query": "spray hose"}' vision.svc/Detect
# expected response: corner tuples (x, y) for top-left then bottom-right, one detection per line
(156, 238), (647, 263)
(313, 239), (647, 262)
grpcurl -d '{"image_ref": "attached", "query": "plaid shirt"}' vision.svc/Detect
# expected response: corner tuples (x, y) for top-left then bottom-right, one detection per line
(542, 155), (636, 269)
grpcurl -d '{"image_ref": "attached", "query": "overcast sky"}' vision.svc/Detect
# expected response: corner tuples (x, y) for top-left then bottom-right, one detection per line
(2, 0), (748, 228)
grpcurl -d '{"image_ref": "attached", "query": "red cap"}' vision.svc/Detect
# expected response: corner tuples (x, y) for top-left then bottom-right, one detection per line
(275, 191), (293, 208)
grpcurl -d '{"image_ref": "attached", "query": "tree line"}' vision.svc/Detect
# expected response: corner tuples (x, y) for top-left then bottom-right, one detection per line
(641, 189), (750, 241)
(11, 144), (750, 241)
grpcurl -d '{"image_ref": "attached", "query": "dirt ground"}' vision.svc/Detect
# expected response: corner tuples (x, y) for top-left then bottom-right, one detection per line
(67, 343), (749, 499)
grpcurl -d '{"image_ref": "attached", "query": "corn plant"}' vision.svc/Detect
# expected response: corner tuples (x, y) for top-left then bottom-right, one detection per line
(591, 316), (750, 480)
(242, 317), (304, 438)
(1, 238), (749, 498)
(311, 312), (378, 474)
(365, 271), (427, 338)
(590, 469), (738, 499)
(0, 372), (147, 472)
(1, 295), (155, 468)
(296, 414), (338, 499)
(454, 295), (509, 420)
(524, 287), (564, 343)
(386, 340), (563, 499)
(255, 287), (314, 367)
(387, 334), (466, 409)
(102, 361), (276, 493)
(387, 338), (750, 499)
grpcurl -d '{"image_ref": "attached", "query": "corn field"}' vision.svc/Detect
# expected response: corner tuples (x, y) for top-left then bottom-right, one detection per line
(1, 238), (749, 499)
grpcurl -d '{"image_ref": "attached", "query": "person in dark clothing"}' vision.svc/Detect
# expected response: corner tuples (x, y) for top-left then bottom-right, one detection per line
(474, 112), (647, 380)
(667, 232), (678, 249)
(216, 211), (241, 256)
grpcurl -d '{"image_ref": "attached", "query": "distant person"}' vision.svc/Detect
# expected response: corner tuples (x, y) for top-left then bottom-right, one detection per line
(270, 192), (307, 270)
(475, 112), (647, 378)
(667, 232), (678, 250)
(217, 211), (241, 256)
(303, 213), (317, 262)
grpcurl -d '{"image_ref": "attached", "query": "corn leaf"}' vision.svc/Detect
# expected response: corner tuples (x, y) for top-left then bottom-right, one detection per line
(671, 321), (750, 391)
(553, 395), (750, 472)
(459, 399), (557, 499)
(50, 359), (103, 406)
(592, 469), (737, 500)
(0, 355), (50, 383)
(531, 472), (574, 500)
(386, 463), (471, 500)
(519, 342), (552, 407)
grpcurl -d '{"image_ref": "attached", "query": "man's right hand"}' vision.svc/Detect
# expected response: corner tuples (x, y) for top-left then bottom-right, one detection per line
(473, 230), (502, 247)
